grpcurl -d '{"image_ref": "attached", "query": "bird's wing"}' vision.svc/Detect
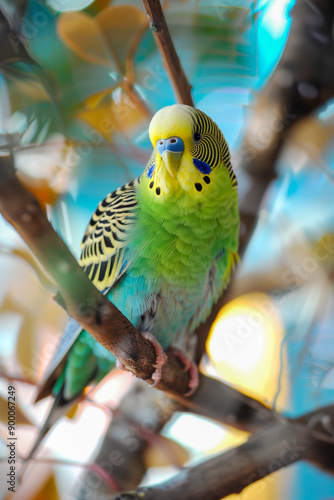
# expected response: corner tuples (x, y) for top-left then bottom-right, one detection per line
(79, 178), (139, 290)
(35, 178), (140, 401)
(187, 248), (238, 335)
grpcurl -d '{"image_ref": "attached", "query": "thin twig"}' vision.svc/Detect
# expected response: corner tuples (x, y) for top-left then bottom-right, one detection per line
(142, 0), (194, 106)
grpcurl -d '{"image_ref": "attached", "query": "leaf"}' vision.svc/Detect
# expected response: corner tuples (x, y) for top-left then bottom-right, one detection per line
(0, 394), (33, 425)
(30, 474), (60, 500)
(57, 5), (147, 78)
(96, 5), (147, 76)
(65, 401), (79, 420)
(57, 11), (116, 69)
(77, 86), (150, 143)
(143, 436), (189, 468)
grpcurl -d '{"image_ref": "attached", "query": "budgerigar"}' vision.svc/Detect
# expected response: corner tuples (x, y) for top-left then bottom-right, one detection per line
(24, 104), (239, 470)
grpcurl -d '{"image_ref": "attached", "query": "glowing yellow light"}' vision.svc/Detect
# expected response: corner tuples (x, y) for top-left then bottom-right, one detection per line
(207, 292), (286, 404)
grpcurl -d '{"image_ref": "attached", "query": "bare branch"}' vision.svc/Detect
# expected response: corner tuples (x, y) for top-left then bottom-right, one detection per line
(142, 0), (194, 106)
(110, 404), (334, 500)
(174, 373), (278, 432)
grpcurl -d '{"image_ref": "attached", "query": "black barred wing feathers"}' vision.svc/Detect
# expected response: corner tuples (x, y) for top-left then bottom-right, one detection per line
(79, 179), (139, 290)
(36, 180), (139, 401)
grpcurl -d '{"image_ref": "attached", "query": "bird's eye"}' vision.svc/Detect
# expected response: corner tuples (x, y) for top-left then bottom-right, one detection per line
(193, 131), (202, 143)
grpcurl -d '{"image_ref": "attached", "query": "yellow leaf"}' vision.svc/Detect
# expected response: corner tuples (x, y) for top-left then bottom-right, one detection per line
(0, 394), (33, 425)
(109, 86), (150, 133)
(57, 11), (115, 69)
(30, 474), (60, 500)
(143, 436), (189, 468)
(96, 5), (147, 75)
(77, 86), (150, 143)
(57, 6), (147, 79)
(65, 401), (79, 420)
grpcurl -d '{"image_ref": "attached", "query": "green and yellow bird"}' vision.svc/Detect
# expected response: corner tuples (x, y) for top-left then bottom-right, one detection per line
(25, 104), (239, 469)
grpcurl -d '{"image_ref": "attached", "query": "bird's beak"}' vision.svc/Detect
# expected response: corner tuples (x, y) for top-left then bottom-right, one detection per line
(157, 137), (184, 178)
(161, 151), (183, 178)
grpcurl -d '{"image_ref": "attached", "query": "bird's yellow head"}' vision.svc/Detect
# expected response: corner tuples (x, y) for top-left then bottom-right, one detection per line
(144, 104), (237, 200)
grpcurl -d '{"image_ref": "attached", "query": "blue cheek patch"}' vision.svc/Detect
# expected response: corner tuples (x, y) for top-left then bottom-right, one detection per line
(147, 164), (155, 179)
(193, 158), (212, 174)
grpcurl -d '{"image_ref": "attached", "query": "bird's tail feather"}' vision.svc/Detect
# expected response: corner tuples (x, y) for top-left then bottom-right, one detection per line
(18, 385), (74, 482)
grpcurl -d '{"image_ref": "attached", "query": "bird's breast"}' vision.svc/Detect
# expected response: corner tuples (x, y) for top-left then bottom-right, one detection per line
(128, 196), (224, 287)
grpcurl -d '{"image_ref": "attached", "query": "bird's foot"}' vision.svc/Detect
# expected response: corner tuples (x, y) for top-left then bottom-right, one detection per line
(116, 332), (167, 385)
(167, 347), (199, 396)
(141, 331), (168, 386)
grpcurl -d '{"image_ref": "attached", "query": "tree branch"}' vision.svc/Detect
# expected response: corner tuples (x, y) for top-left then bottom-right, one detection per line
(110, 404), (334, 500)
(174, 373), (278, 432)
(141, 0), (194, 106)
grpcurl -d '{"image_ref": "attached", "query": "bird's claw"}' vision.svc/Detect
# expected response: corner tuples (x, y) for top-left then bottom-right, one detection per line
(167, 347), (199, 396)
(141, 331), (168, 386)
(116, 332), (167, 385)
(116, 334), (198, 395)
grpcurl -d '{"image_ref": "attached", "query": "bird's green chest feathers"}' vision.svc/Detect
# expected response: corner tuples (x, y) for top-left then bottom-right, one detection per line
(128, 165), (238, 286)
